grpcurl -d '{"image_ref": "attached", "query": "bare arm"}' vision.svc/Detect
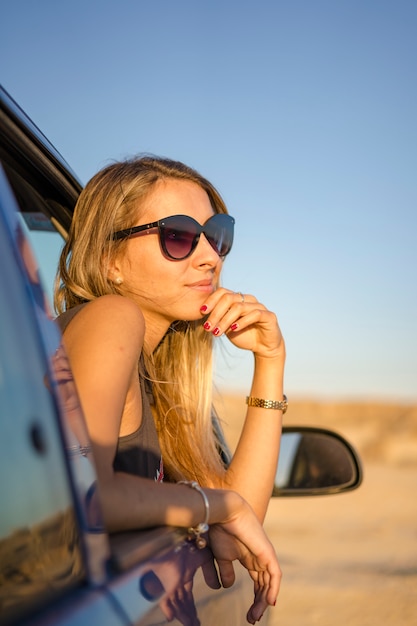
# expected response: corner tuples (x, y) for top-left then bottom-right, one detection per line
(201, 289), (286, 522)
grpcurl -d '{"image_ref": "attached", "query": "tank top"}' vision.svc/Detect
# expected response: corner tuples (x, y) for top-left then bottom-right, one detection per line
(56, 302), (164, 482)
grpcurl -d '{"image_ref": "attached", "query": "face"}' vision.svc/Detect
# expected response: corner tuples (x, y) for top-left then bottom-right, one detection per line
(114, 178), (224, 340)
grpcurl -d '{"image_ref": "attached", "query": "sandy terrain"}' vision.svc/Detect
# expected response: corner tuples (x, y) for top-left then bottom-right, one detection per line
(218, 396), (417, 626)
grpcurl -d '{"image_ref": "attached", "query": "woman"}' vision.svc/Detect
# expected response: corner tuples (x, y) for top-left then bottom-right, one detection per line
(54, 156), (286, 622)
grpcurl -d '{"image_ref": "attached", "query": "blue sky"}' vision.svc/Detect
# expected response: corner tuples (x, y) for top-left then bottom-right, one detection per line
(2, 1), (416, 401)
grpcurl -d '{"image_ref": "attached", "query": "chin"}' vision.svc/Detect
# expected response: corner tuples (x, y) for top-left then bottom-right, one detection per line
(178, 304), (206, 324)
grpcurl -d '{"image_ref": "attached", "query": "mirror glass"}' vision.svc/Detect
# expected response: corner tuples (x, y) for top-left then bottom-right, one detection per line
(274, 427), (362, 496)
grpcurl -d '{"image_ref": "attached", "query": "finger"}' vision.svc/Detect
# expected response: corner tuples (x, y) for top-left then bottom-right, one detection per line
(201, 288), (253, 311)
(246, 559), (281, 610)
(201, 290), (257, 325)
(159, 596), (175, 621)
(265, 561), (281, 606)
(199, 287), (233, 316)
(206, 301), (265, 337)
(201, 559), (221, 589)
(247, 593), (269, 624)
(215, 559), (236, 588)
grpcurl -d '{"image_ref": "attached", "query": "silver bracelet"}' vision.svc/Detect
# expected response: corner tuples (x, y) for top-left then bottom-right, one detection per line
(178, 480), (209, 549)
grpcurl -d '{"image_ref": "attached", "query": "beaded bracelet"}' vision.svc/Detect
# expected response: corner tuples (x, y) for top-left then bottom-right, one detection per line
(178, 480), (210, 549)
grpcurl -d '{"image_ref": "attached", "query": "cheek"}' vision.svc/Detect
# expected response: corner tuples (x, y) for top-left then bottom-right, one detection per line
(123, 241), (159, 279)
(213, 262), (223, 285)
(127, 253), (180, 296)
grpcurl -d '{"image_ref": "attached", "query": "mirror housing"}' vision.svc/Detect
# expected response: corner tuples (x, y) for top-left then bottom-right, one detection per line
(273, 426), (363, 497)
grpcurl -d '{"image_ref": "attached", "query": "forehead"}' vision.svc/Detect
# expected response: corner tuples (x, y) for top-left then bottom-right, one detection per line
(140, 178), (215, 223)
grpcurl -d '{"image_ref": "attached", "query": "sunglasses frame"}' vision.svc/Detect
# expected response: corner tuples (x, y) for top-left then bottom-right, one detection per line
(112, 213), (235, 261)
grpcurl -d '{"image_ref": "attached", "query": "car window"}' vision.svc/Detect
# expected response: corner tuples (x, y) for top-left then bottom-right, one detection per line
(19, 214), (64, 308)
(0, 202), (85, 624)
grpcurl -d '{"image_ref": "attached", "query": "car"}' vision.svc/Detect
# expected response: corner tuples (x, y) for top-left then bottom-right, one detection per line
(0, 85), (362, 626)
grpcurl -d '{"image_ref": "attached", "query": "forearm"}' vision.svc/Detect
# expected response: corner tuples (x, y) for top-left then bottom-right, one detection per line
(97, 471), (239, 533)
(221, 354), (285, 521)
(99, 472), (281, 619)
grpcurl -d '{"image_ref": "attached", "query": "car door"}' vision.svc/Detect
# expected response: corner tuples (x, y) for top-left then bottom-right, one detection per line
(0, 165), (111, 623)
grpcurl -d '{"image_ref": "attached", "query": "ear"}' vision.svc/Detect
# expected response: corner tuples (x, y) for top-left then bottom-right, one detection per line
(108, 267), (124, 286)
(103, 251), (123, 285)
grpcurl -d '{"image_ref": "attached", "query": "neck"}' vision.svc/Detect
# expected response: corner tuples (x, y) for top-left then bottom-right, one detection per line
(142, 311), (172, 354)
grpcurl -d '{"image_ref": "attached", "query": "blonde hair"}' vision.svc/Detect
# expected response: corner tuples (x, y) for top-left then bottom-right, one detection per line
(55, 155), (228, 484)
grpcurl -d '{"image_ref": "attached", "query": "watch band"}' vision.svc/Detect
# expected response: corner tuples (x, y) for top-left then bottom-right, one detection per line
(246, 394), (288, 413)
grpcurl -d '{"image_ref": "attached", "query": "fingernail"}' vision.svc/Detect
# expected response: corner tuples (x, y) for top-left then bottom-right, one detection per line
(230, 323), (239, 331)
(200, 305), (208, 313)
(203, 322), (211, 330)
(213, 327), (221, 336)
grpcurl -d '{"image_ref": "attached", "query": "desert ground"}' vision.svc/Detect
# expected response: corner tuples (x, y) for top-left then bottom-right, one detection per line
(218, 395), (417, 626)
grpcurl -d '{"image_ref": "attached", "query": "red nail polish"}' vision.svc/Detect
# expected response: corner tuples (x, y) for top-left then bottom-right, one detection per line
(213, 327), (220, 336)
(203, 322), (211, 330)
(230, 323), (239, 331)
(200, 305), (208, 313)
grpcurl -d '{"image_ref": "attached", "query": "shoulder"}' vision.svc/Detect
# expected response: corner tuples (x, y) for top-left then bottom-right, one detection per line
(64, 295), (145, 356)
(78, 295), (145, 324)
(75, 295), (144, 328)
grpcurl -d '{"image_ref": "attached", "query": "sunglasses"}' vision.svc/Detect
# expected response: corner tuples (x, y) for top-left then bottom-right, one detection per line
(112, 213), (235, 261)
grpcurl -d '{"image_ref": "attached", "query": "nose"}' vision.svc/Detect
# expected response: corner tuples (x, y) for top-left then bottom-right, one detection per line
(193, 233), (221, 266)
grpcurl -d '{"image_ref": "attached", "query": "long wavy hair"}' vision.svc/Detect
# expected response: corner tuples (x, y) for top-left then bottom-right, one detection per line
(54, 156), (229, 484)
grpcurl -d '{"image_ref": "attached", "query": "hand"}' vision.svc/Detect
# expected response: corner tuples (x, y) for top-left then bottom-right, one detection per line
(208, 494), (281, 624)
(159, 580), (200, 626)
(139, 543), (217, 626)
(201, 288), (285, 360)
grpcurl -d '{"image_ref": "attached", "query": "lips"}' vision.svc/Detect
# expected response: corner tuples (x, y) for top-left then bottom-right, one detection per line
(188, 279), (212, 288)
(187, 279), (214, 292)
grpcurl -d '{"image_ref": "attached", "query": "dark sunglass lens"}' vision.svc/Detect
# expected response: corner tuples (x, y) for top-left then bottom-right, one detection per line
(161, 217), (198, 259)
(205, 215), (234, 257)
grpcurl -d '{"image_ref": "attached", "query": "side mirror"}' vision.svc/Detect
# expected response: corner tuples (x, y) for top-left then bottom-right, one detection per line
(273, 426), (363, 496)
